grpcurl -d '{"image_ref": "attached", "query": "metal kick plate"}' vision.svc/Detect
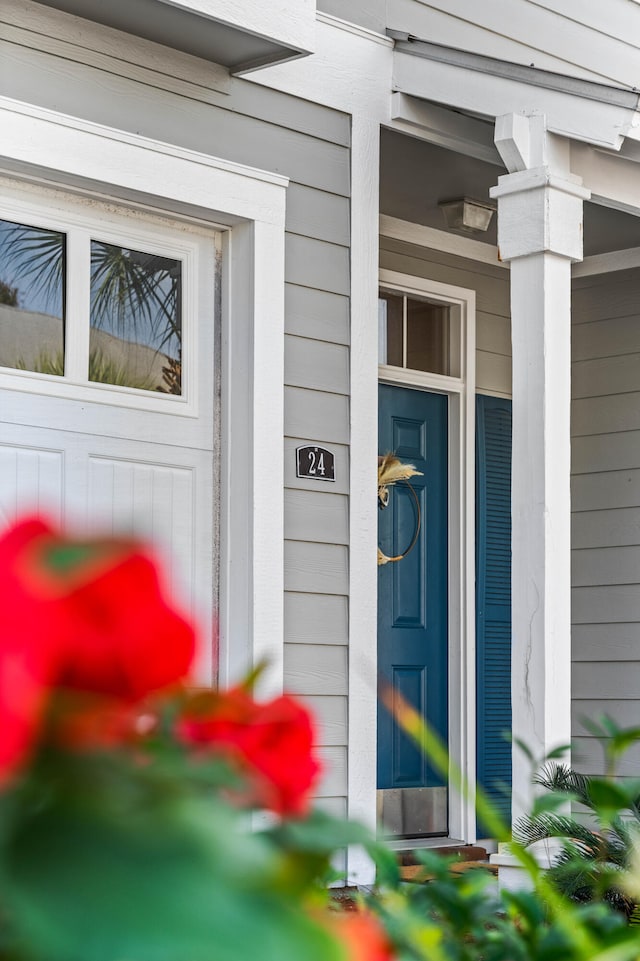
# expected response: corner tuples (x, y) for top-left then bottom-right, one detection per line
(377, 787), (448, 838)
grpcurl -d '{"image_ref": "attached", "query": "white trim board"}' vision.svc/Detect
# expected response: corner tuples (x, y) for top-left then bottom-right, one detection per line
(380, 215), (506, 269)
(378, 268), (477, 844)
(0, 94), (287, 699)
(381, 214), (640, 279)
(316, 10), (392, 47)
(573, 246), (640, 277)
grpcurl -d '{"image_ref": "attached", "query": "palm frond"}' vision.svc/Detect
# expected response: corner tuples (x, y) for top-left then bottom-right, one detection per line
(0, 222), (64, 312)
(90, 242), (181, 354)
(533, 762), (591, 804)
(513, 812), (602, 855)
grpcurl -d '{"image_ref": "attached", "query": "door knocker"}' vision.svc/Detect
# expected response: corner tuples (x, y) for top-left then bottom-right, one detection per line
(377, 453), (423, 566)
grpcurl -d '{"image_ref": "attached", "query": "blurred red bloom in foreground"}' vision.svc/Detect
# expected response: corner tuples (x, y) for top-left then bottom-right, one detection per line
(179, 685), (321, 817)
(328, 911), (396, 961)
(0, 517), (195, 784)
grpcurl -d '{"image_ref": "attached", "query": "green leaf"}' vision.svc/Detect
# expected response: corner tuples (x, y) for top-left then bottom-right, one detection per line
(609, 729), (640, 757)
(530, 792), (579, 818)
(588, 780), (634, 816)
(546, 744), (572, 761)
(366, 839), (401, 887)
(513, 737), (536, 763)
(268, 809), (373, 854)
(3, 794), (343, 961)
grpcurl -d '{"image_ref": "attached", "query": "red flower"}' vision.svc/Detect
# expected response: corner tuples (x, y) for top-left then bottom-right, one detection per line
(179, 687), (321, 817)
(328, 912), (396, 961)
(47, 692), (151, 752)
(0, 517), (195, 784)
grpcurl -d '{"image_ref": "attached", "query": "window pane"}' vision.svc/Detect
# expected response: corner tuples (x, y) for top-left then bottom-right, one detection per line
(89, 240), (182, 393)
(406, 297), (450, 375)
(378, 292), (403, 367)
(0, 219), (65, 375)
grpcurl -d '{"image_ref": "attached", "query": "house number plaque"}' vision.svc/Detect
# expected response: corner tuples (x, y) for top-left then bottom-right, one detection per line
(296, 445), (335, 482)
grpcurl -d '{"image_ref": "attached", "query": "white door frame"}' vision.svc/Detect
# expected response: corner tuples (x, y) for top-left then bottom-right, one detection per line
(378, 267), (477, 843)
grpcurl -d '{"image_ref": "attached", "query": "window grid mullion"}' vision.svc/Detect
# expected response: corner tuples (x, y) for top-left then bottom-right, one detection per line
(63, 228), (90, 383)
(402, 295), (407, 369)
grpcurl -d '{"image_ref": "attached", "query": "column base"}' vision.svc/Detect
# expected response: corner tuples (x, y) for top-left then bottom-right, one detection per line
(490, 840), (562, 893)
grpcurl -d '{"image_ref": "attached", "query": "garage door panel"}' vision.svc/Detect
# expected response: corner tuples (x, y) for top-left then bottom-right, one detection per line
(87, 454), (197, 607)
(0, 441), (63, 526)
(0, 189), (218, 684)
(0, 387), (213, 451)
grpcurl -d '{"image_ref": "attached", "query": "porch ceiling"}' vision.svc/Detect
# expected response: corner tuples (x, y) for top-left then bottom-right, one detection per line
(380, 128), (640, 258)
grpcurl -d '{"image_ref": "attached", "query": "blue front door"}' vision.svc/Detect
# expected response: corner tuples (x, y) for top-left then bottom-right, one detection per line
(377, 384), (448, 835)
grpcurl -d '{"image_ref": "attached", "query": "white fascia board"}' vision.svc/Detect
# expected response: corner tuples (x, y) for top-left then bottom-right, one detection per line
(393, 49), (640, 151)
(161, 0), (316, 58)
(0, 93), (287, 699)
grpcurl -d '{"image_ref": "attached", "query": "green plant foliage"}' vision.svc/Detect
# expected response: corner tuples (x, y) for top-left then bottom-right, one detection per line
(6, 517), (640, 961)
(15, 349), (154, 389)
(0, 280), (18, 306)
(0, 751), (342, 961)
(88, 349), (155, 389)
(367, 697), (640, 961)
(364, 848), (630, 961)
(513, 739), (640, 919)
(15, 351), (65, 376)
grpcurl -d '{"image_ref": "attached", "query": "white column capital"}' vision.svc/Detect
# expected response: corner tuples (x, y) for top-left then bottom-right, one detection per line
(490, 167), (590, 263)
(491, 113), (590, 263)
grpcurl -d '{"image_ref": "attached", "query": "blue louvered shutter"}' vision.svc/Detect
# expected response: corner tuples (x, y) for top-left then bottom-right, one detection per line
(476, 394), (512, 831)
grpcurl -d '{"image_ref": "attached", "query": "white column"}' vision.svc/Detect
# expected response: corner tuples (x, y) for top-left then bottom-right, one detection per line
(490, 115), (590, 821)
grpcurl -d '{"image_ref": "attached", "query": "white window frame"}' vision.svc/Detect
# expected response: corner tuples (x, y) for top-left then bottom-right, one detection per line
(0, 95), (288, 697)
(0, 184), (211, 415)
(378, 267), (477, 844)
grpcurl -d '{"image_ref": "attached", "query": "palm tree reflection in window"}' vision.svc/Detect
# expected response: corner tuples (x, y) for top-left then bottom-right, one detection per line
(90, 241), (182, 394)
(0, 219), (182, 393)
(0, 219), (65, 375)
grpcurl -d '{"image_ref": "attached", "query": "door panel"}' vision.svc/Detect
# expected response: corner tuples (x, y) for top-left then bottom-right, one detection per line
(378, 383), (448, 834)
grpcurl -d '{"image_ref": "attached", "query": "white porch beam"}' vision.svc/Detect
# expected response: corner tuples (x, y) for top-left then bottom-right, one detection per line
(571, 141), (640, 216)
(490, 115), (589, 820)
(389, 93), (502, 166)
(392, 41), (640, 150)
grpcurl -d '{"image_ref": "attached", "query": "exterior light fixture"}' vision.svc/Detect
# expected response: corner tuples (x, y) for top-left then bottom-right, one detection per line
(438, 197), (495, 233)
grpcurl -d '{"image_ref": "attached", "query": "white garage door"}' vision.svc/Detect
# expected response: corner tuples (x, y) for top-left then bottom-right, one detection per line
(0, 179), (219, 680)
